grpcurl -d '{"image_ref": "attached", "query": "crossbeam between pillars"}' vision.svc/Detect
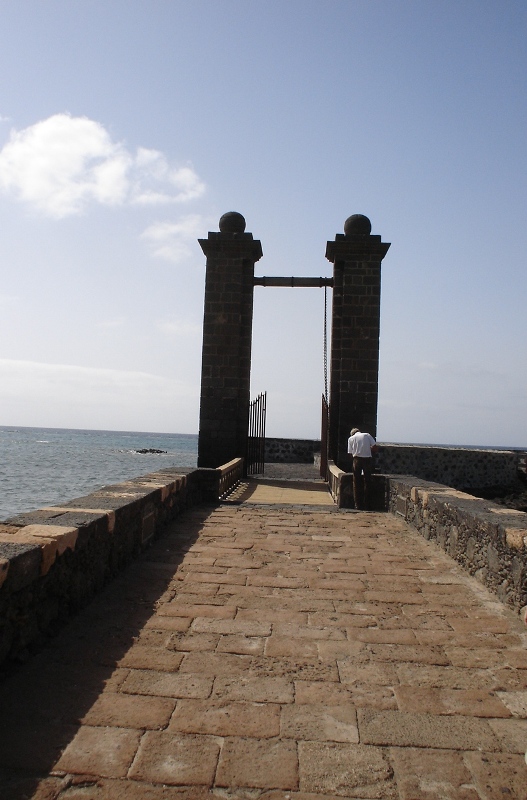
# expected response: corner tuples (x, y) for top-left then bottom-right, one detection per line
(253, 276), (333, 287)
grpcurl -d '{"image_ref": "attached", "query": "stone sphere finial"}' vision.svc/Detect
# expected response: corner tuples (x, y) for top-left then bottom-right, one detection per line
(344, 214), (371, 236)
(219, 211), (246, 234)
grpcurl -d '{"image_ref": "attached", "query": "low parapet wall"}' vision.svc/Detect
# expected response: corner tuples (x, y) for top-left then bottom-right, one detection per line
(388, 476), (527, 611)
(327, 466), (526, 610)
(376, 444), (522, 490)
(264, 438), (320, 463)
(0, 466), (222, 669)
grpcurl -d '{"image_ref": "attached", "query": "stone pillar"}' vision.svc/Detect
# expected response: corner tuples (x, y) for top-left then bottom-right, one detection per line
(325, 214), (390, 469)
(197, 212), (263, 468)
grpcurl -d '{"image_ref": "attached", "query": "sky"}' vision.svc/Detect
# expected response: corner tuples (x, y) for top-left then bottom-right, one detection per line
(0, 0), (525, 447)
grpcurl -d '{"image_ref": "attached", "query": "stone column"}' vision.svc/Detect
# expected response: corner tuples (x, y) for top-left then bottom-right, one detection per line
(197, 212), (263, 468)
(325, 214), (390, 468)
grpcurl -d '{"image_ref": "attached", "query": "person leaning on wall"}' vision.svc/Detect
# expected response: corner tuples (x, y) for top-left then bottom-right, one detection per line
(347, 427), (378, 510)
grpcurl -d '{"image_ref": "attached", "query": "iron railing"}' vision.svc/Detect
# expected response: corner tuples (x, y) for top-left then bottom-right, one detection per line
(247, 391), (267, 475)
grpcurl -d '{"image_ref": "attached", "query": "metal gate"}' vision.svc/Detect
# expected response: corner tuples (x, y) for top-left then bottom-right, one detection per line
(246, 391), (267, 475)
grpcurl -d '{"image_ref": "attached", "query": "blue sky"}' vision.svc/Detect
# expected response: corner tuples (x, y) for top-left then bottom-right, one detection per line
(0, 1), (525, 446)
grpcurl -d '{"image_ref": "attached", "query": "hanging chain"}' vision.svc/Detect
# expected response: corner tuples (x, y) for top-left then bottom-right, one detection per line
(323, 284), (329, 403)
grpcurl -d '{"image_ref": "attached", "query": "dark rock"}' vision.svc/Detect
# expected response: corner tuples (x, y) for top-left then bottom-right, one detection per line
(134, 449), (167, 455)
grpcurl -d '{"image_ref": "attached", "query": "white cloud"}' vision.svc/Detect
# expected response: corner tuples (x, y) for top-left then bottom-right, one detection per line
(0, 113), (205, 218)
(0, 294), (19, 309)
(95, 317), (126, 329)
(141, 214), (206, 263)
(0, 358), (198, 432)
(157, 319), (201, 337)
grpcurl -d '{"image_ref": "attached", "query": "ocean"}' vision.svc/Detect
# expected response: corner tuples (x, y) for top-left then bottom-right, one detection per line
(0, 426), (198, 521)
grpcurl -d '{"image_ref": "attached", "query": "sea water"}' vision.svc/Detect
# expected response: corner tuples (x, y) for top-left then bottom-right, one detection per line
(0, 426), (198, 521)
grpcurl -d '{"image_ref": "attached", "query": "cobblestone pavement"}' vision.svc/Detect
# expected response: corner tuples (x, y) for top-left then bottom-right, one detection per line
(0, 500), (526, 799)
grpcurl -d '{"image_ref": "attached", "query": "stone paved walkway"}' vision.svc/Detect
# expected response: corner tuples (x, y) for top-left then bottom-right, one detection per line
(0, 499), (526, 798)
(226, 478), (335, 506)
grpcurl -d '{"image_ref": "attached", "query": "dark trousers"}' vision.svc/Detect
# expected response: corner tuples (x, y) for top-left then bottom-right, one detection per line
(352, 456), (373, 510)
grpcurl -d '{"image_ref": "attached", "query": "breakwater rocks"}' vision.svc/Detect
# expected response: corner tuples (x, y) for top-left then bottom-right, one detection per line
(134, 448), (167, 454)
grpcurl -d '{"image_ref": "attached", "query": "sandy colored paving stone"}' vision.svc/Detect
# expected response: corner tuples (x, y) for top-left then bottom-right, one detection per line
(380, 612), (452, 631)
(157, 604), (237, 619)
(337, 661), (399, 686)
(249, 656), (339, 682)
(50, 777), (219, 799)
(346, 684), (398, 710)
(170, 699), (280, 737)
(216, 634), (265, 655)
(128, 731), (221, 786)
(353, 628), (418, 645)
(81, 692), (175, 729)
(120, 669), (213, 699)
(315, 640), (364, 661)
(281, 704), (359, 743)
(492, 667), (527, 691)
(118, 646), (184, 672)
(488, 718), (527, 753)
(54, 726), (141, 778)
(366, 643), (450, 665)
(264, 636), (319, 658)
(308, 612), (377, 629)
(298, 741), (396, 798)
(143, 616), (192, 632)
(364, 591), (427, 606)
(236, 607), (308, 625)
(167, 632), (220, 652)
(496, 690), (527, 717)
(179, 652), (252, 676)
(390, 747), (479, 800)
(215, 737), (298, 790)
(190, 618), (272, 636)
(212, 676), (294, 703)
(183, 572), (247, 586)
(395, 663), (501, 691)
(447, 616), (512, 634)
(394, 686), (512, 718)
(464, 752), (527, 799)
(273, 623), (346, 640)
(357, 709), (500, 751)
(294, 680), (353, 705)
(446, 647), (527, 670)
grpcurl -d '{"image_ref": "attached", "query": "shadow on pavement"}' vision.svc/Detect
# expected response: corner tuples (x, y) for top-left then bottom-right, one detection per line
(0, 505), (214, 800)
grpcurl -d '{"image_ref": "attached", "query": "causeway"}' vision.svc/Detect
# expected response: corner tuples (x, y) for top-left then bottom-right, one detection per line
(0, 476), (526, 799)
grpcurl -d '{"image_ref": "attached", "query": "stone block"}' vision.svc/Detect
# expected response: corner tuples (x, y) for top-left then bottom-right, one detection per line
(281, 703), (359, 742)
(216, 737), (298, 790)
(0, 539), (41, 590)
(81, 691), (175, 729)
(55, 725), (141, 778)
(129, 731), (221, 785)
(120, 669), (213, 699)
(358, 709), (500, 751)
(390, 747), (479, 800)
(298, 741), (395, 797)
(170, 699), (280, 737)
(464, 752), (527, 799)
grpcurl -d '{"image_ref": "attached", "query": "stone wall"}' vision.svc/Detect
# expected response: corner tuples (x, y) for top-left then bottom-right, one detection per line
(376, 444), (522, 490)
(386, 475), (527, 611)
(0, 467), (219, 668)
(264, 438), (320, 463)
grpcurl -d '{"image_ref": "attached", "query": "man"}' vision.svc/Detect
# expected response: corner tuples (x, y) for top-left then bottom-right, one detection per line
(347, 427), (378, 510)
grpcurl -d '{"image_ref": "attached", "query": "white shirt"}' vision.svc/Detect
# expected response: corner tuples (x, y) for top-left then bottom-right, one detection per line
(347, 432), (376, 457)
